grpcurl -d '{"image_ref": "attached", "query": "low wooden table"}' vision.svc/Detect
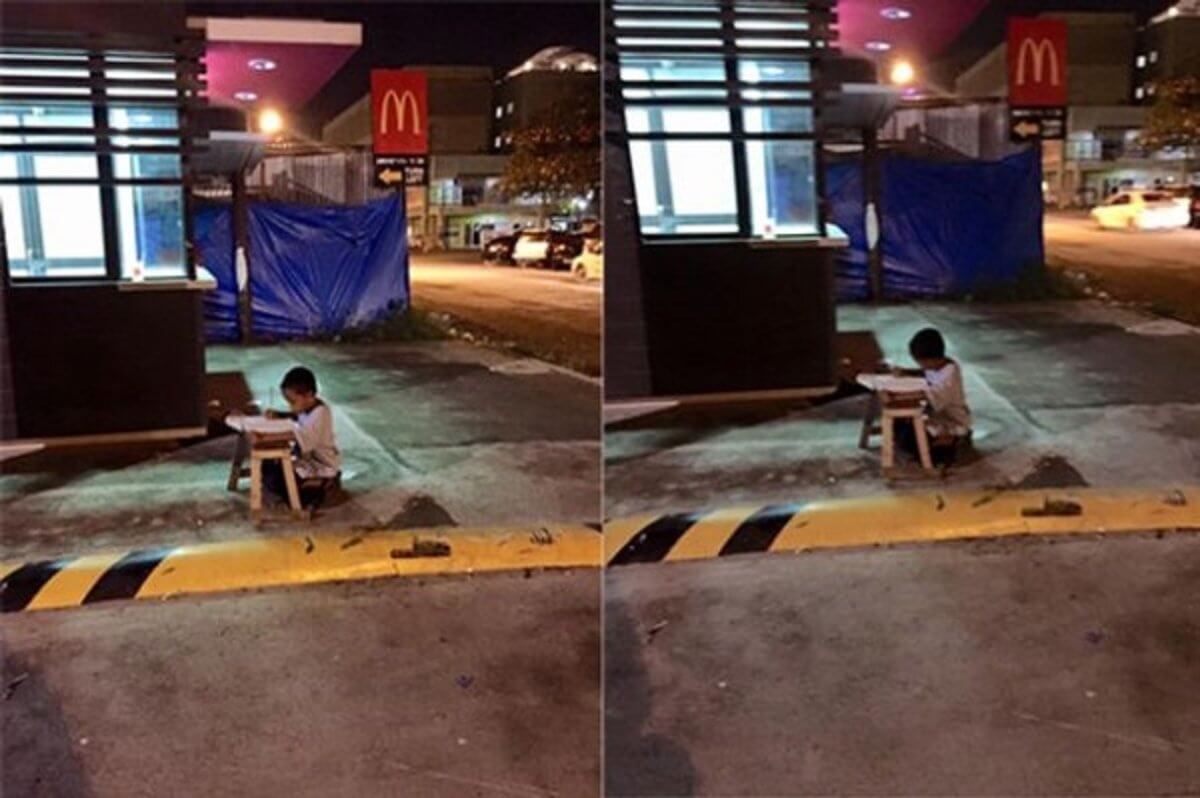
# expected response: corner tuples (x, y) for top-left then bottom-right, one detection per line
(225, 415), (305, 521)
(857, 374), (935, 474)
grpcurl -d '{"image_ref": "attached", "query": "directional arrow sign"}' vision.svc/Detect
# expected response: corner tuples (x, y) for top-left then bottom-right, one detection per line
(1010, 106), (1066, 143)
(1013, 120), (1041, 138)
(373, 155), (428, 188)
(378, 168), (405, 186)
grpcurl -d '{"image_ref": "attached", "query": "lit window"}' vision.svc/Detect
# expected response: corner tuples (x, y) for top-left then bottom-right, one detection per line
(746, 141), (817, 236)
(506, 101), (515, 114)
(494, 136), (502, 149)
(615, 3), (823, 239)
(1150, 50), (1158, 63)
(1135, 86), (1145, 99)
(630, 140), (738, 234)
(1136, 54), (1147, 68)
(495, 106), (503, 119)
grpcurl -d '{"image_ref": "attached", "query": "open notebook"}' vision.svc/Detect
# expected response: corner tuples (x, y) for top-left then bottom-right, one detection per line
(856, 374), (928, 393)
(224, 413), (295, 435)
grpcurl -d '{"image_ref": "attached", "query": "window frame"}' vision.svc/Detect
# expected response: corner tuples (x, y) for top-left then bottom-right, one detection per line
(0, 37), (202, 285)
(607, 0), (835, 242)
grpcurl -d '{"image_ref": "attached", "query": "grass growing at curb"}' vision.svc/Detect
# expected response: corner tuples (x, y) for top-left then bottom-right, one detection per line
(338, 306), (450, 343)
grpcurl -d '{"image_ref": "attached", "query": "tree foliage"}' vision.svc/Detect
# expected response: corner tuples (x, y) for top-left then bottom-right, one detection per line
(501, 100), (600, 218)
(1140, 76), (1200, 150)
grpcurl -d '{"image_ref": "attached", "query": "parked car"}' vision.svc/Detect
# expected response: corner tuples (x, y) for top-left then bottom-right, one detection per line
(1172, 186), (1200, 228)
(482, 234), (517, 265)
(512, 230), (583, 269)
(571, 238), (603, 280)
(1091, 190), (1190, 231)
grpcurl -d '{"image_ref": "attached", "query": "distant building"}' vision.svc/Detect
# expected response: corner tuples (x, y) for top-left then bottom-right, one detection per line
(493, 47), (599, 151)
(320, 49), (597, 250)
(1134, 0), (1200, 102)
(949, 9), (1197, 206)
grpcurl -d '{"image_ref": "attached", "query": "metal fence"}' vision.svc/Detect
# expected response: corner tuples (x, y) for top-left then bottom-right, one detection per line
(246, 148), (392, 206)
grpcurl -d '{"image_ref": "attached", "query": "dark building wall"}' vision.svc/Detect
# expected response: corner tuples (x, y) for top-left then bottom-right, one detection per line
(0, 1), (186, 35)
(495, 71), (599, 141)
(1142, 16), (1200, 85)
(602, 105), (652, 399)
(5, 286), (207, 439)
(636, 243), (837, 398)
(954, 12), (1137, 106)
(321, 67), (494, 154)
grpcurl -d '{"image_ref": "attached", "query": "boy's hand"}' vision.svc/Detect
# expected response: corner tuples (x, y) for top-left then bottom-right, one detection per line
(264, 409), (280, 420)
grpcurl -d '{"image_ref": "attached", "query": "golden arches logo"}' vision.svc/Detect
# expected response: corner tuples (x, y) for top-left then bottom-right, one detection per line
(1015, 37), (1060, 86)
(380, 89), (422, 135)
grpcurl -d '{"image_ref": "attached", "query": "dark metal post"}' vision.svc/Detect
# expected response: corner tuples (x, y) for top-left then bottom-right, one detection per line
(863, 125), (884, 302)
(232, 169), (252, 343)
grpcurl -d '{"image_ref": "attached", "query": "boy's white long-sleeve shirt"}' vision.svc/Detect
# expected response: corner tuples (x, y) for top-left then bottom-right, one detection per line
(922, 360), (972, 438)
(292, 402), (341, 479)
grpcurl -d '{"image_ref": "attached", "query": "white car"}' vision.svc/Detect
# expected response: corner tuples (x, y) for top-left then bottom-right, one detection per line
(1091, 190), (1190, 231)
(571, 238), (603, 280)
(512, 230), (551, 266)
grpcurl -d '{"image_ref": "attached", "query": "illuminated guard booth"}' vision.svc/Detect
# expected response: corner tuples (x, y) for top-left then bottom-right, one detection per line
(0, 2), (208, 442)
(604, 0), (842, 401)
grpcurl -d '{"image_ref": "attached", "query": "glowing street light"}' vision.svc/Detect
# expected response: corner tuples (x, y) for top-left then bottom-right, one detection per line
(258, 107), (284, 135)
(890, 59), (916, 86)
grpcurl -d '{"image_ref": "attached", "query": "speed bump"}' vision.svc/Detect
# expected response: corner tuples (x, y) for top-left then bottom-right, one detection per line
(1, 525), (600, 613)
(606, 487), (1200, 566)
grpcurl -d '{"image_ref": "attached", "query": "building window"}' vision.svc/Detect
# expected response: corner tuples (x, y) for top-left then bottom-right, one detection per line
(0, 46), (196, 283)
(494, 135), (503, 149)
(1149, 50), (1158, 63)
(1135, 86), (1145, 99)
(1136, 54), (1146, 69)
(495, 106), (503, 119)
(611, 0), (829, 239)
(506, 101), (515, 114)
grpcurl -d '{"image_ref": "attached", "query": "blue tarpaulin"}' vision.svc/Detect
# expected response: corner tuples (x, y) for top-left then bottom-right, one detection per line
(196, 195), (409, 342)
(194, 203), (240, 343)
(826, 149), (1044, 301)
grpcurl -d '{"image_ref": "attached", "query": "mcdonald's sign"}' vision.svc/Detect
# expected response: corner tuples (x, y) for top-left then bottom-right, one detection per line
(1007, 18), (1067, 107)
(370, 69), (428, 156)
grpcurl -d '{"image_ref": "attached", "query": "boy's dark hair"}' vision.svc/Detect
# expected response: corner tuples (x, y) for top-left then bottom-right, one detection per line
(909, 328), (946, 360)
(281, 366), (318, 395)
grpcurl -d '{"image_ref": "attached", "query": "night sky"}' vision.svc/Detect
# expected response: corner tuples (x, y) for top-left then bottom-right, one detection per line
(186, 0), (599, 129)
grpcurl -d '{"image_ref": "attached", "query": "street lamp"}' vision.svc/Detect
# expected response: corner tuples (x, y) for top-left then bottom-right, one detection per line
(889, 59), (916, 86)
(258, 107), (284, 135)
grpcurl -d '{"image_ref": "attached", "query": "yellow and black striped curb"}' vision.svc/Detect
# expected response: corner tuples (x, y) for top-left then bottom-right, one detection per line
(605, 487), (1200, 566)
(1, 526), (601, 614)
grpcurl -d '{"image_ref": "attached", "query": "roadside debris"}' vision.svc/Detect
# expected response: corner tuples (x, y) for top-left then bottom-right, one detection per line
(390, 538), (452, 559)
(1022, 497), (1083, 517)
(645, 620), (669, 643)
(4, 672), (28, 700)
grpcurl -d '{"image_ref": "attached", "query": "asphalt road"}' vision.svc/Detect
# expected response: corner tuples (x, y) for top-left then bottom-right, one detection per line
(1045, 211), (1200, 324)
(606, 531), (1200, 797)
(410, 253), (602, 376)
(2, 569), (600, 798)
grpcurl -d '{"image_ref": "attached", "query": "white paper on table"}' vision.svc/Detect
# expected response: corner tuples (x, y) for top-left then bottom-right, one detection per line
(856, 374), (928, 393)
(224, 413), (294, 435)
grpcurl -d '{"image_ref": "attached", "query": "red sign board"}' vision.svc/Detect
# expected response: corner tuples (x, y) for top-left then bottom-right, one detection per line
(1007, 18), (1068, 107)
(370, 69), (428, 156)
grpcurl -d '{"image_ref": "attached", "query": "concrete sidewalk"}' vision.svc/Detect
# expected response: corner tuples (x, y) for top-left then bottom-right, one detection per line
(2, 340), (599, 563)
(605, 300), (1200, 518)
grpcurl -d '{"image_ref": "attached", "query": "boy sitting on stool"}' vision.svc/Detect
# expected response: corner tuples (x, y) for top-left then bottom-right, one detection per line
(262, 366), (342, 507)
(894, 327), (973, 467)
